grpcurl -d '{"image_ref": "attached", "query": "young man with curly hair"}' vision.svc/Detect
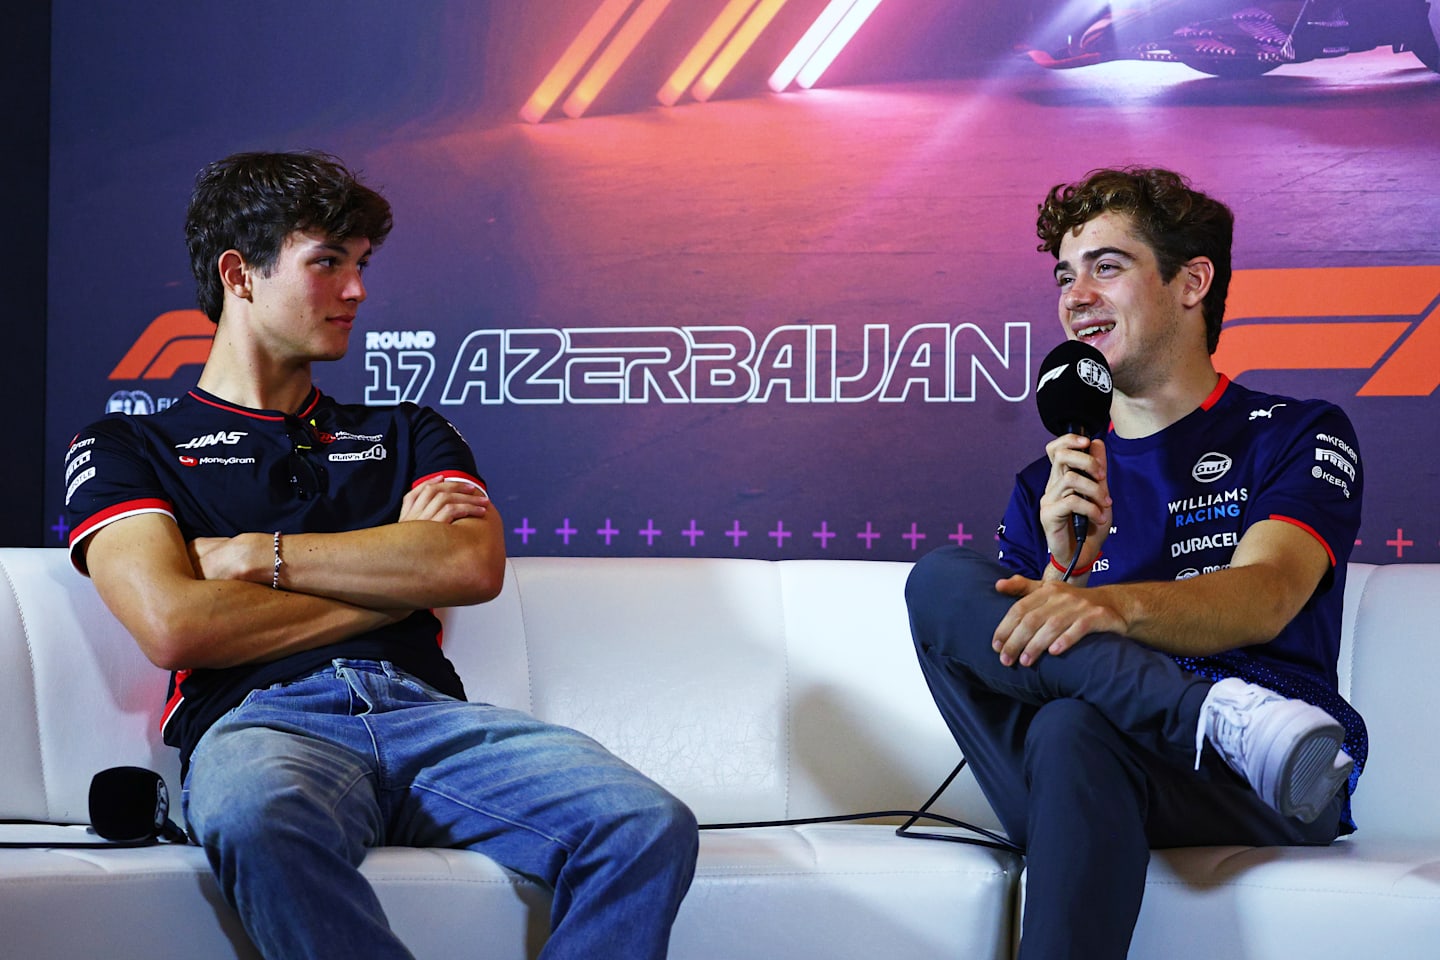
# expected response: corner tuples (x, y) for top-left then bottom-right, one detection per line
(906, 167), (1365, 959)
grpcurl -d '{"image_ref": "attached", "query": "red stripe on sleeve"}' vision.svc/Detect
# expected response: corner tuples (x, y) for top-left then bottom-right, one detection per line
(69, 498), (174, 545)
(412, 471), (487, 495)
(68, 499), (175, 573)
(1269, 513), (1337, 566)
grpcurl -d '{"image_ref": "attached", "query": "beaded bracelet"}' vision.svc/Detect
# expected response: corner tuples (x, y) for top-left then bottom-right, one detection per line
(271, 531), (284, 590)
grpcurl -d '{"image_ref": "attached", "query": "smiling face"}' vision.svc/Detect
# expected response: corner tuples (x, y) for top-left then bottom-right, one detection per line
(1053, 211), (1208, 398)
(241, 230), (372, 365)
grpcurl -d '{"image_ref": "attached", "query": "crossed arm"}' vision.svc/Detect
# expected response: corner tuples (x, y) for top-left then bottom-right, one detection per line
(82, 480), (503, 672)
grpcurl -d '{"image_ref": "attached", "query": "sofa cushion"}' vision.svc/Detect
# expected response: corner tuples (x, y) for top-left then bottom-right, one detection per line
(1342, 563), (1440, 840)
(1132, 839), (1440, 957)
(0, 828), (1020, 960)
(443, 557), (999, 830)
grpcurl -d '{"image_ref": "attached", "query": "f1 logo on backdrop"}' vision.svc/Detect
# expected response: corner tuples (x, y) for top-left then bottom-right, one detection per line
(108, 310), (213, 380)
(109, 268), (1440, 397)
(1215, 266), (1440, 396)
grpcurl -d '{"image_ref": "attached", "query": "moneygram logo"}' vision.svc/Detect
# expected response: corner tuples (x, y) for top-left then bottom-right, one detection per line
(1214, 266), (1440, 396)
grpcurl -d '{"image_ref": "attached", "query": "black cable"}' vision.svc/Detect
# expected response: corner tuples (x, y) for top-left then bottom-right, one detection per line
(1060, 526), (1088, 582)
(894, 758), (1019, 852)
(698, 758), (1021, 855)
(879, 527), (1081, 853)
(0, 820), (166, 849)
(1060, 547), (1082, 581)
(0, 838), (160, 849)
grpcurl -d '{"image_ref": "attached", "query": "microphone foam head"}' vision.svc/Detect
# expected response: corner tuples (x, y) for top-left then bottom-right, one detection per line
(89, 766), (169, 842)
(1036, 339), (1113, 437)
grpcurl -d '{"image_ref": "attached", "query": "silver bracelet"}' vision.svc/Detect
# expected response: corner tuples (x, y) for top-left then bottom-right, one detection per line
(271, 531), (284, 590)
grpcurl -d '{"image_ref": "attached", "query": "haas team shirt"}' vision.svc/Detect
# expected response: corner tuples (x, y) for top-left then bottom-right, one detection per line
(64, 386), (487, 768)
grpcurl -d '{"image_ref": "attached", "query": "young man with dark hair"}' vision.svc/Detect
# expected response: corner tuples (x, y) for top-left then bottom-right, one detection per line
(64, 150), (698, 960)
(906, 166), (1364, 959)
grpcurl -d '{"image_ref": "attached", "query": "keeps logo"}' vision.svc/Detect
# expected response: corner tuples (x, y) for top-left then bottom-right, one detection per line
(1215, 266), (1440, 396)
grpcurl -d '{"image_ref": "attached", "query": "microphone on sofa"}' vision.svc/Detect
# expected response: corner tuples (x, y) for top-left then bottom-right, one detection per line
(89, 766), (189, 845)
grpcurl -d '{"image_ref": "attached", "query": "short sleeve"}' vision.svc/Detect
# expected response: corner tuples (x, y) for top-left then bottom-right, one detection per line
(405, 405), (486, 494)
(63, 418), (176, 573)
(1246, 403), (1363, 576)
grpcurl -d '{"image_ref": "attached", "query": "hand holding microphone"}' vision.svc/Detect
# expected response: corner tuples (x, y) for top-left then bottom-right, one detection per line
(1035, 340), (1113, 577)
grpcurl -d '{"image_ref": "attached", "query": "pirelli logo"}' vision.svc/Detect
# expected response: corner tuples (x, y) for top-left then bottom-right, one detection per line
(109, 267), (1440, 398)
(1214, 266), (1440, 396)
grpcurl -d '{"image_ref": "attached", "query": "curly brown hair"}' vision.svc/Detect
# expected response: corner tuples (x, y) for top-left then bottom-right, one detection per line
(1036, 167), (1233, 353)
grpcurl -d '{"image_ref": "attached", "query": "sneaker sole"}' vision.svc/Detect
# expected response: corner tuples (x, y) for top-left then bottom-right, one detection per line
(1278, 726), (1351, 823)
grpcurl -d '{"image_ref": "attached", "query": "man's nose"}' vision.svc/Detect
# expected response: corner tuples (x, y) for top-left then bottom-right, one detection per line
(345, 272), (367, 303)
(1063, 275), (1097, 310)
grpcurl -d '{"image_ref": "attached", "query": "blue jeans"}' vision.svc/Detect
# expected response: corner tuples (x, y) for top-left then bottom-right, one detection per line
(182, 659), (698, 960)
(906, 548), (1341, 960)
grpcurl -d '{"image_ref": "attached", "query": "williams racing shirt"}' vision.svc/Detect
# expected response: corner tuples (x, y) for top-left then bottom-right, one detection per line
(998, 375), (1367, 825)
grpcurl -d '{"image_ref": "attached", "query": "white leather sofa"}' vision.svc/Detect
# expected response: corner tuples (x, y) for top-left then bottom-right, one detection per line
(0, 549), (1435, 959)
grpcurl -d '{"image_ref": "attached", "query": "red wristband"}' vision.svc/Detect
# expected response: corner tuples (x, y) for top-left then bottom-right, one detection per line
(1050, 552), (1099, 577)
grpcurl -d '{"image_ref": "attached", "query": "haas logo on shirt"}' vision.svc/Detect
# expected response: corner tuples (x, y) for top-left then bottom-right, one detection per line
(175, 431), (247, 450)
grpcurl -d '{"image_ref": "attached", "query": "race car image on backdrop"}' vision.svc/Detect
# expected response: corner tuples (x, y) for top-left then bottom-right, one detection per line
(1025, 0), (1440, 76)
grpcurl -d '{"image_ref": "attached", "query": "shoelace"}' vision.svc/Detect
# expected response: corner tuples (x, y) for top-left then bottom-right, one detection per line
(1194, 685), (1269, 771)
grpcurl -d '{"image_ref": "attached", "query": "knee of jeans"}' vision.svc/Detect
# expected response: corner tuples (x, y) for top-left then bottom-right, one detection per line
(188, 755), (297, 833)
(189, 770), (378, 867)
(648, 791), (699, 845)
(185, 773), (279, 849)
(611, 789), (699, 861)
(186, 730), (363, 846)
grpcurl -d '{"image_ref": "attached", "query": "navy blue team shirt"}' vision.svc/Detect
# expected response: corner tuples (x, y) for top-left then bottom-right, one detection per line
(998, 375), (1368, 827)
(64, 386), (487, 769)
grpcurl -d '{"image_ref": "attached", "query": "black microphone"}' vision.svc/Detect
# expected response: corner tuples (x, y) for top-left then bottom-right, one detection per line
(1035, 339), (1113, 546)
(89, 766), (188, 844)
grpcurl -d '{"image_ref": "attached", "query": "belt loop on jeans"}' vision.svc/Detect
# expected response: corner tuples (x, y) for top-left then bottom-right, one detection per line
(329, 658), (400, 680)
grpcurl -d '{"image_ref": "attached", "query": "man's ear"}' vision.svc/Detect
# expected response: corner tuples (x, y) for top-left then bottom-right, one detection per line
(1178, 256), (1214, 307)
(217, 249), (252, 301)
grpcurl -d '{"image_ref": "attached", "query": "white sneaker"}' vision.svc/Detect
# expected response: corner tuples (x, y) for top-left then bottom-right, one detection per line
(1196, 677), (1353, 823)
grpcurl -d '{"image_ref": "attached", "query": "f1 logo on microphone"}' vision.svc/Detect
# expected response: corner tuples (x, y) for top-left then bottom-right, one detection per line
(1215, 266), (1440, 397)
(1037, 364), (1068, 390)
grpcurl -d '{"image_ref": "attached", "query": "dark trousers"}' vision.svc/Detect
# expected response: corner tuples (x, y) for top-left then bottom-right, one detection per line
(905, 548), (1341, 960)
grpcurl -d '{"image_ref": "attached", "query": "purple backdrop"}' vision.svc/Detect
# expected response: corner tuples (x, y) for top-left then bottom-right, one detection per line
(45, 0), (1440, 563)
